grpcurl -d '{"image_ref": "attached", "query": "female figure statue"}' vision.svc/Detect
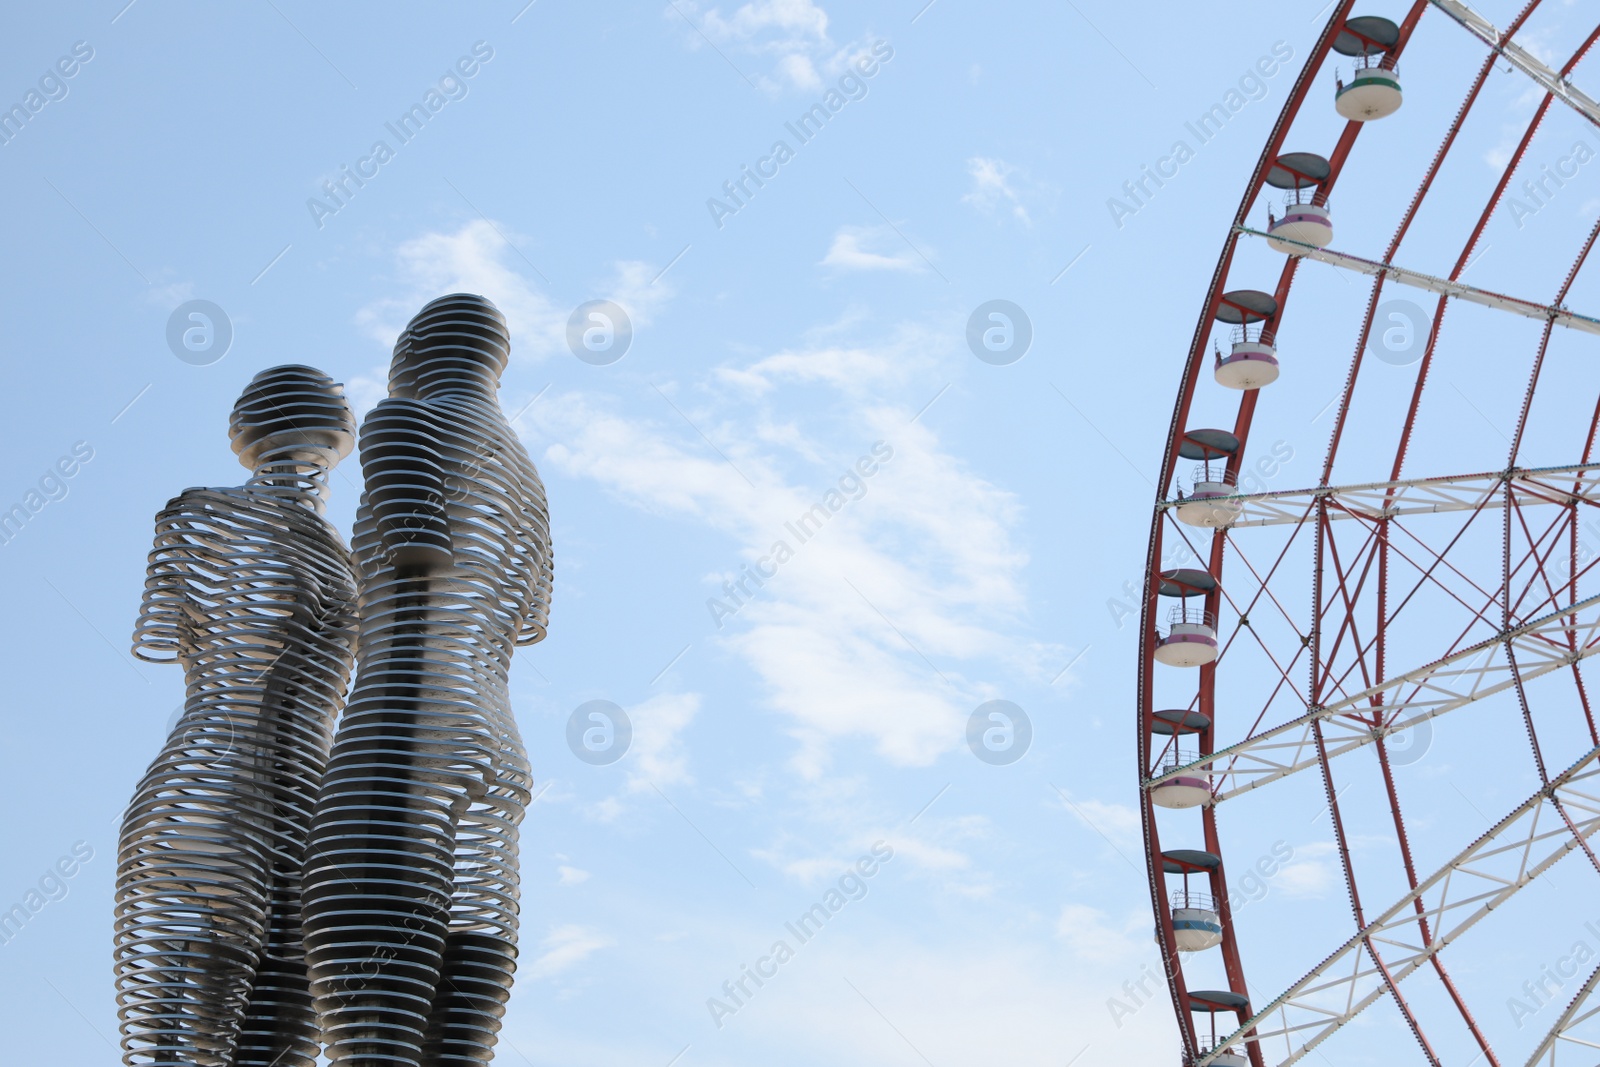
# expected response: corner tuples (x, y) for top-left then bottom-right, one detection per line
(117, 366), (360, 1067)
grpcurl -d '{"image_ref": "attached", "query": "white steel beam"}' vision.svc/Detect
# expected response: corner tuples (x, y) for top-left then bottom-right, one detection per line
(1161, 463), (1600, 529)
(1427, 0), (1600, 129)
(1233, 227), (1600, 335)
(1197, 748), (1600, 1065)
(1147, 595), (1600, 800)
(1525, 962), (1600, 1067)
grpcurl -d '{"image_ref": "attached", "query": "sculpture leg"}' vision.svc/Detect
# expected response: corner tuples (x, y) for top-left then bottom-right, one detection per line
(302, 719), (459, 1066)
(304, 590), (489, 1066)
(419, 807), (522, 1063)
(422, 702), (530, 1065)
(232, 880), (319, 1067)
(115, 715), (272, 1066)
(421, 928), (519, 1065)
(233, 674), (332, 1067)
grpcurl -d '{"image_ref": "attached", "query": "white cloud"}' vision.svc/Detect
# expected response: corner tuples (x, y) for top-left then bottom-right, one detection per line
(962, 156), (1031, 224)
(589, 795), (626, 824)
(1055, 903), (1149, 964)
(704, 933), (1175, 1065)
(1276, 841), (1336, 899)
(342, 364), (395, 419)
(354, 218), (566, 356)
(542, 393), (763, 521)
(889, 833), (975, 874)
(1515, 25), (1560, 67)
(624, 690), (700, 792)
(143, 279), (195, 308)
(561, 691), (701, 822)
(773, 51), (823, 91)
(361, 220), (1059, 816)
(1486, 145), (1512, 170)
(541, 405), (1037, 763)
(672, 0), (829, 92)
(670, 0), (880, 95)
(755, 826), (972, 887)
(502, 926), (1178, 1066)
(714, 320), (942, 395)
(523, 924), (613, 979)
(821, 225), (924, 272)
(557, 865), (591, 885)
(1054, 791), (1143, 859)
(533, 317), (1061, 777)
(698, 0), (828, 44)
(352, 219), (673, 399)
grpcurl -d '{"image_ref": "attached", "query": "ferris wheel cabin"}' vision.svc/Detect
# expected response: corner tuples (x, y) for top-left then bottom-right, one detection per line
(1150, 709), (1213, 809)
(1212, 289), (1280, 390)
(1189, 987), (1251, 1065)
(1265, 152), (1333, 254)
(1174, 428), (1243, 528)
(1153, 567), (1218, 667)
(1334, 15), (1402, 121)
(1164, 848), (1224, 952)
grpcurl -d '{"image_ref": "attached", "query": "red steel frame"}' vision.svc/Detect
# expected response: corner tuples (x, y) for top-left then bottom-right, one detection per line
(1137, 2), (1600, 1065)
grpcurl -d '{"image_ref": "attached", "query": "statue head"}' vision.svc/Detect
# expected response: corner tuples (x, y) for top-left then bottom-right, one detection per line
(388, 293), (510, 399)
(229, 364), (357, 471)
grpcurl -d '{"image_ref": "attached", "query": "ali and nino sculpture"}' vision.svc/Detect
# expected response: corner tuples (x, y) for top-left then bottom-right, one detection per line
(116, 366), (360, 1067)
(301, 294), (553, 1066)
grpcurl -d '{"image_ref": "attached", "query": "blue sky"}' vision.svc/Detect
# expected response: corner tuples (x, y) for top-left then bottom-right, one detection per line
(2, 1), (1600, 1065)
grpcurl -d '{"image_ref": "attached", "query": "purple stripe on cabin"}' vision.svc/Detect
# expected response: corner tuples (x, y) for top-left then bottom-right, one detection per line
(1161, 633), (1217, 646)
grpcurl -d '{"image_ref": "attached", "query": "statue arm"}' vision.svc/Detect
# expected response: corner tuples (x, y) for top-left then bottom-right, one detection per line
(361, 397), (453, 575)
(501, 440), (552, 646)
(515, 552), (553, 646)
(313, 534), (361, 653)
(130, 493), (206, 664)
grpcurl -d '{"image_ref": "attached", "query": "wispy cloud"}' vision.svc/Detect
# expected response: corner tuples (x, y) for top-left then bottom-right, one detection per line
(347, 218), (674, 414)
(523, 924), (614, 979)
(962, 155), (1031, 224)
(1277, 841), (1336, 899)
(625, 690), (700, 792)
(821, 225), (925, 272)
(670, 0), (880, 95)
(1056, 903), (1151, 964)
(355, 218), (566, 356)
(534, 315), (1061, 777)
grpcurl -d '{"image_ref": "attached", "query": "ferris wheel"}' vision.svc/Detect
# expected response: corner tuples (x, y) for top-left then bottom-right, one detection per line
(1137, 2), (1600, 1066)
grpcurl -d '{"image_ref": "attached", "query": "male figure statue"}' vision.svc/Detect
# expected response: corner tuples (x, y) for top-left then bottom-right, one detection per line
(118, 366), (360, 1067)
(303, 294), (553, 1066)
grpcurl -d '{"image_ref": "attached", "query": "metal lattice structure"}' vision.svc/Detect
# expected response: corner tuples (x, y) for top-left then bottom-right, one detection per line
(116, 366), (360, 1067)
(301, 293), (553, 1067)
(1139, 2), (1600, 1066)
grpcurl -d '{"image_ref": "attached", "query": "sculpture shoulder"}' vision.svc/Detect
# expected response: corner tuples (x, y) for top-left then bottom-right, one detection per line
(155, 485), (323, 531)
(135, 485), (356, 664)
(158, 484), (239, 512)
(153, 486), (351, 570)
(151, 485), (249, 534)
(361, 396), (445, 436)
(435, 394), (538, 463)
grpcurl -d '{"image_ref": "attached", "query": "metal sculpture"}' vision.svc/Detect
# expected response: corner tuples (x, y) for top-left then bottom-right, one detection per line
(302, 293), (553, 1067)
(117, 366), (360, 1067)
